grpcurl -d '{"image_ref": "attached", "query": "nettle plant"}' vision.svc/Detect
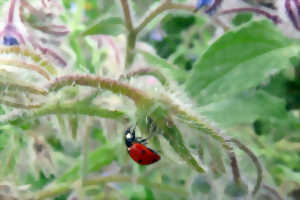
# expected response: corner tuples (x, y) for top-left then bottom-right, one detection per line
(0, 0), (299, 199)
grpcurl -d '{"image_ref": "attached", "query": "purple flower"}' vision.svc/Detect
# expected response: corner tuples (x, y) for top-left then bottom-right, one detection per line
(0, 0), (69, 67)
(3, 35), (19, 46)
(195, 0), (213, 11)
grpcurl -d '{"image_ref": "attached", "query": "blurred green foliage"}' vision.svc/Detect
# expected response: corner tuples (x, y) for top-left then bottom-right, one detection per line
(0, 0), (299, 199)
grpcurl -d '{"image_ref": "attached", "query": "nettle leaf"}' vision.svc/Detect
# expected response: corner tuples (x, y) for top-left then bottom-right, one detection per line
(186, 20), (300, 105)
(198, 90), (288, 127)
(81, 17), (124, 36)
(138, 50), (188, 83)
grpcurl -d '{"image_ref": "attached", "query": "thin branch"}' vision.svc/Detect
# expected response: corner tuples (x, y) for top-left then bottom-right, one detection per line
(47, 74), (152, 107)
(120, 0), (134, 31)
(36, 175), (188, 200)
(81, 120), (92, 185)
(228, 150), (242, 184)
(135, 1), (195, 33)
(230, 138), (263, 195)
(0, 79), (48, 96)
(0, 59), (51, 80)
(0, 98), (42, 109)
(85, 175), (188, 196)
(219, 7), (281, 24)
(119, 0), (136, 68)
(263, 184), (284, 200)
(120, 67), (169, 86)
(121, 0), (195, 68)
(0, 46), (58, 75)
(0, 100), (126, 125)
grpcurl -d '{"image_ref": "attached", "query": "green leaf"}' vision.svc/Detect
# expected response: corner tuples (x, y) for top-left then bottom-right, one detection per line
(138, 50), (188, 83)
(81, 17), (124, 36)
(55, 144), (117, 183)
(186, 20), (300, 105)
(150, 107), (205, 173)
(198, 90), (288, 127)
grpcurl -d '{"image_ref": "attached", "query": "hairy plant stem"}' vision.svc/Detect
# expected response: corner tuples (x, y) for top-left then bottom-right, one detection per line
(81, 120), (92, 185)
(120, 67), (169, 86)
(36, 175), (188, 199)
(0, 98), (42, 109)
(228, 150), (242, 184)
(0, 99), (126, 125)
(0, 59), (51, 80)
(230, 138), (263, 195)
(47, 75), (153, 107)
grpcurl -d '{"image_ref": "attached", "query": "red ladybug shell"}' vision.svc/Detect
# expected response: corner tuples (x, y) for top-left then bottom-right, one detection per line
(128, 143), (160, 165)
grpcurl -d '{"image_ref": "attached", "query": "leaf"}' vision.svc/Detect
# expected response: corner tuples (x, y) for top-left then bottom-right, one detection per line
(55, 144), (117, 183)
(81, 17), (124, 36)
(186, 20), (300, 105)
(198, 90), (288, 127)
(150, 107), (205, 173)
(138, 50), (188, 83)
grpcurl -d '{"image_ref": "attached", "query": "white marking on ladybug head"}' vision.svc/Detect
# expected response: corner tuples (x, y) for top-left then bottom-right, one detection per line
(126, 133), (132, 139)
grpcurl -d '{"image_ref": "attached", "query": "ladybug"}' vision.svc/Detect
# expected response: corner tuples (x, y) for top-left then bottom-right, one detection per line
(125, 126), (160, 165)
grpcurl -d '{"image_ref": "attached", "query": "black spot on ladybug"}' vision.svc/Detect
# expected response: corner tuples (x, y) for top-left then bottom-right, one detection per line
(138, 159), (143, 163)
(152, 158), (157, 163)
(141, 150), (146, 155)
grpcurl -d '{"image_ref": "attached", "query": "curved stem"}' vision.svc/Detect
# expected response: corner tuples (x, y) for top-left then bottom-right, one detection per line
(230, 138), (263, 195)
(219, 7), (281, 24)
(135, 2), (195, 33)
(0, 59), (51, 80)
(228, 150), (241, 184)
(0, 100), (126, 125)
(0, 98), (42, 109)
(0, 79), (48, 96)
(120, 0), (195, 68)
(262, 184), (283, 200)
(47, 75), (152, 107)
(120, 67), (169, 86)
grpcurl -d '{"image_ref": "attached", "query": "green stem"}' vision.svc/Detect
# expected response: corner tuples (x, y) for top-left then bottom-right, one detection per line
(230, 138), (263, 195)
(36, 184), (71, 200)
(119, 0), (134, 31)
(125, 31), (137, 68)
(0, 98), (42, 109)
(121, 67), (169, 86)
(47, 75), (152, 107)
(36, 175), (188, 199)
(0, 100), (126, 125)
(135, 1), (195, 33)
(81, 121), (91, 184)
(85, 176), (188, 196)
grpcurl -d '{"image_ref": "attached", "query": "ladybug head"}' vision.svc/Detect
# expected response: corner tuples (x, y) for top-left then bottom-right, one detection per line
(124, 126), (136, 147)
